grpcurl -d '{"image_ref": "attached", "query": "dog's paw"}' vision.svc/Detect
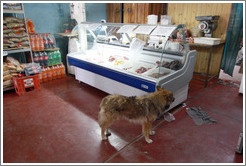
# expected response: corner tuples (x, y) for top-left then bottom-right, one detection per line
(149, 130), (155, 135)
(145, 138), (153, 144)
(106, 130), (111, 136)
(102, 136), (108, 140)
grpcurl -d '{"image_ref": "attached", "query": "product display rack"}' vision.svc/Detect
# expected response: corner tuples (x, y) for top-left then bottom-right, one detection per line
(3, 3), (33, 91)
(3, 3), (33, 61)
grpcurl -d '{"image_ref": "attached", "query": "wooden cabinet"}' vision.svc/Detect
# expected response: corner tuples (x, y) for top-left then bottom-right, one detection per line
(107, 3), (167, 24)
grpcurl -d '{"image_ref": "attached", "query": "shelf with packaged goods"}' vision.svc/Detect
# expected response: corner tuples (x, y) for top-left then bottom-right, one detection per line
(3, 3), (33, 63)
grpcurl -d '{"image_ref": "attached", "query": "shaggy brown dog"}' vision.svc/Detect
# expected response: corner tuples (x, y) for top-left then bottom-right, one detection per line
(98, 87), (175, 143)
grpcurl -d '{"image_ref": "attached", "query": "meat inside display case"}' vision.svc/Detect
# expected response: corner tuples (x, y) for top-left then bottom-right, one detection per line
(68, 22), (196, 110)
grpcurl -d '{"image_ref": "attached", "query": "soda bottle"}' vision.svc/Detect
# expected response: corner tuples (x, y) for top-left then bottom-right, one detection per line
(43, 51), (49, 66)
(56, 50), (62, 64)
(34, 35), (39, 51)
(52, 51), (57, 65)
(47, 67), (52, 81)
(48, 52), (53, 66)
(38, 34), (44, 50)
(33, 52), (39, 64)
(61, 64), (66, 78)
(52, 66), (57, 79)
(56, 65), (61, 79)
(38, 67), (43, 83)
(43, 33), (49, 49)
(38, 52), (44, 66)
(26, 18), (36, 34)
(30, 35), (35, 51)
(47, 33), (56, 49)
(42, 67), (47, 82)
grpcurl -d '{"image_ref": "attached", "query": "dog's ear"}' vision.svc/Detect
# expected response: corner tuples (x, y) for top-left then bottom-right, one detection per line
(156, 86), (162, 91)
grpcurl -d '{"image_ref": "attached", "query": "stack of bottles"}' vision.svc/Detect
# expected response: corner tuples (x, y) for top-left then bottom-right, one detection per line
(38, 64), (66, 83)
(33, 50), (61, 67)
(29, 33), (56, 51)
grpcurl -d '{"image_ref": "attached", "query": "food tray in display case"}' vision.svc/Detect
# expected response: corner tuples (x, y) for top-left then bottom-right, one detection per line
(68, 22), (197, 111)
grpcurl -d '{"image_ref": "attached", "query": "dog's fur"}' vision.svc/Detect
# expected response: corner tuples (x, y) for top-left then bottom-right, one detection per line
(98, 87), (175, 143)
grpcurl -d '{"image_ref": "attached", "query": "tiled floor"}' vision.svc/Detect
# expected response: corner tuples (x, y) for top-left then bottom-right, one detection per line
(3, 75), (244, 163)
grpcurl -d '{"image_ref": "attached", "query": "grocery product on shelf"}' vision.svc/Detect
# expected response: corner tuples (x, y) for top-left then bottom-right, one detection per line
(3, 3), (22, 10)
(48, 52), (53, 66)
(3, 16), (30, 50)
(43, 51), (49, 66)
(29, 33), (56, 51)
(42, 67), (47, 82)
(33, 52), (39, 63)
(38, 51), (44, 66)
(24, 63), (42, 76)
(32, 50), (61, 67)
(26, 18), (35, 34)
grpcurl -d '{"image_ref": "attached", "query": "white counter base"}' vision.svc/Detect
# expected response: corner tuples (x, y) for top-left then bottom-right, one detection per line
(75, 66), (188, 110)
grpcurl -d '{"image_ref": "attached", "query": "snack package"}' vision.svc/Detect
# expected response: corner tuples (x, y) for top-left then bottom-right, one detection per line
(12, 27), (25, 32)
(3, 79), (13, 88)
(8, 31), (28, 38)
(3, 74), (13, 81)
(6, 57), (20, 66)
(3, 29), (11, 33)
(4, 16), (19, 23)
(3, 70), (10, 76)
(7, 23), (24, 29)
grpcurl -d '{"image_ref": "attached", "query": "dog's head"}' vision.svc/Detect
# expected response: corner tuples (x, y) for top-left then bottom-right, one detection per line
(156, 86), (175, 110)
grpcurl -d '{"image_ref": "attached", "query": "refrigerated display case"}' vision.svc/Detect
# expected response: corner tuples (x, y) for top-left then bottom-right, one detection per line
(67, 22), (197, 110)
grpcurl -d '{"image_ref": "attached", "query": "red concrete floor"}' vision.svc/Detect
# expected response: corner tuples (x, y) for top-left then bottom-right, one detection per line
(3, 75), (244, 163)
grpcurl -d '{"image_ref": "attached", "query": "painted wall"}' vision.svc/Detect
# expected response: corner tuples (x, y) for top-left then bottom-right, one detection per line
(85, 3), (107, 22)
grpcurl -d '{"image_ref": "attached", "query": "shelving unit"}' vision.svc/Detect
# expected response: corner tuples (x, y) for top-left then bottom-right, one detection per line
(3, 3), (33, 92)
(3, 3), (33, 61)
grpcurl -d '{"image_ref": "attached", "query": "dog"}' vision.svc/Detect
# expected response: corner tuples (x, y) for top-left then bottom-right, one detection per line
(98, 86), (175, 143)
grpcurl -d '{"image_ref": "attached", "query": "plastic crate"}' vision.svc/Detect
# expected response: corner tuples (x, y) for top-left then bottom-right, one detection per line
(13, 74), (41, 96)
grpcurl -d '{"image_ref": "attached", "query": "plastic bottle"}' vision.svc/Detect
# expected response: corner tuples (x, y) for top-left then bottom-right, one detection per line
(42, 67), (48, 82)
(43, 51), (49, 67)
(48, 52), (53, 66)
(38, 67), (43, 83)
(33, 52), (39, 64)
(34, 35), (39, 51)
(61, 64), (66, 78)
(56, 65), (61, 79)
(56, 50), (62, 64)
(43, 33), (49, 49)
(38, 52), (44, 66)
(52, 51), (57, 65)
(47, 33), (56, 49)
(38, 34), (44, 51)
(47, 67), (52, 81)
(26, 18), (35, 34)
(52, 66), (57, 79)
(30, 35), (35, 51)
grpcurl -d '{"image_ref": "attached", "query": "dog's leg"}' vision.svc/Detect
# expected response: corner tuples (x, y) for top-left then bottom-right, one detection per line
(149, 122), (155, 136)
(143, 122), (153, 143)
(105, 128), (111, 136)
